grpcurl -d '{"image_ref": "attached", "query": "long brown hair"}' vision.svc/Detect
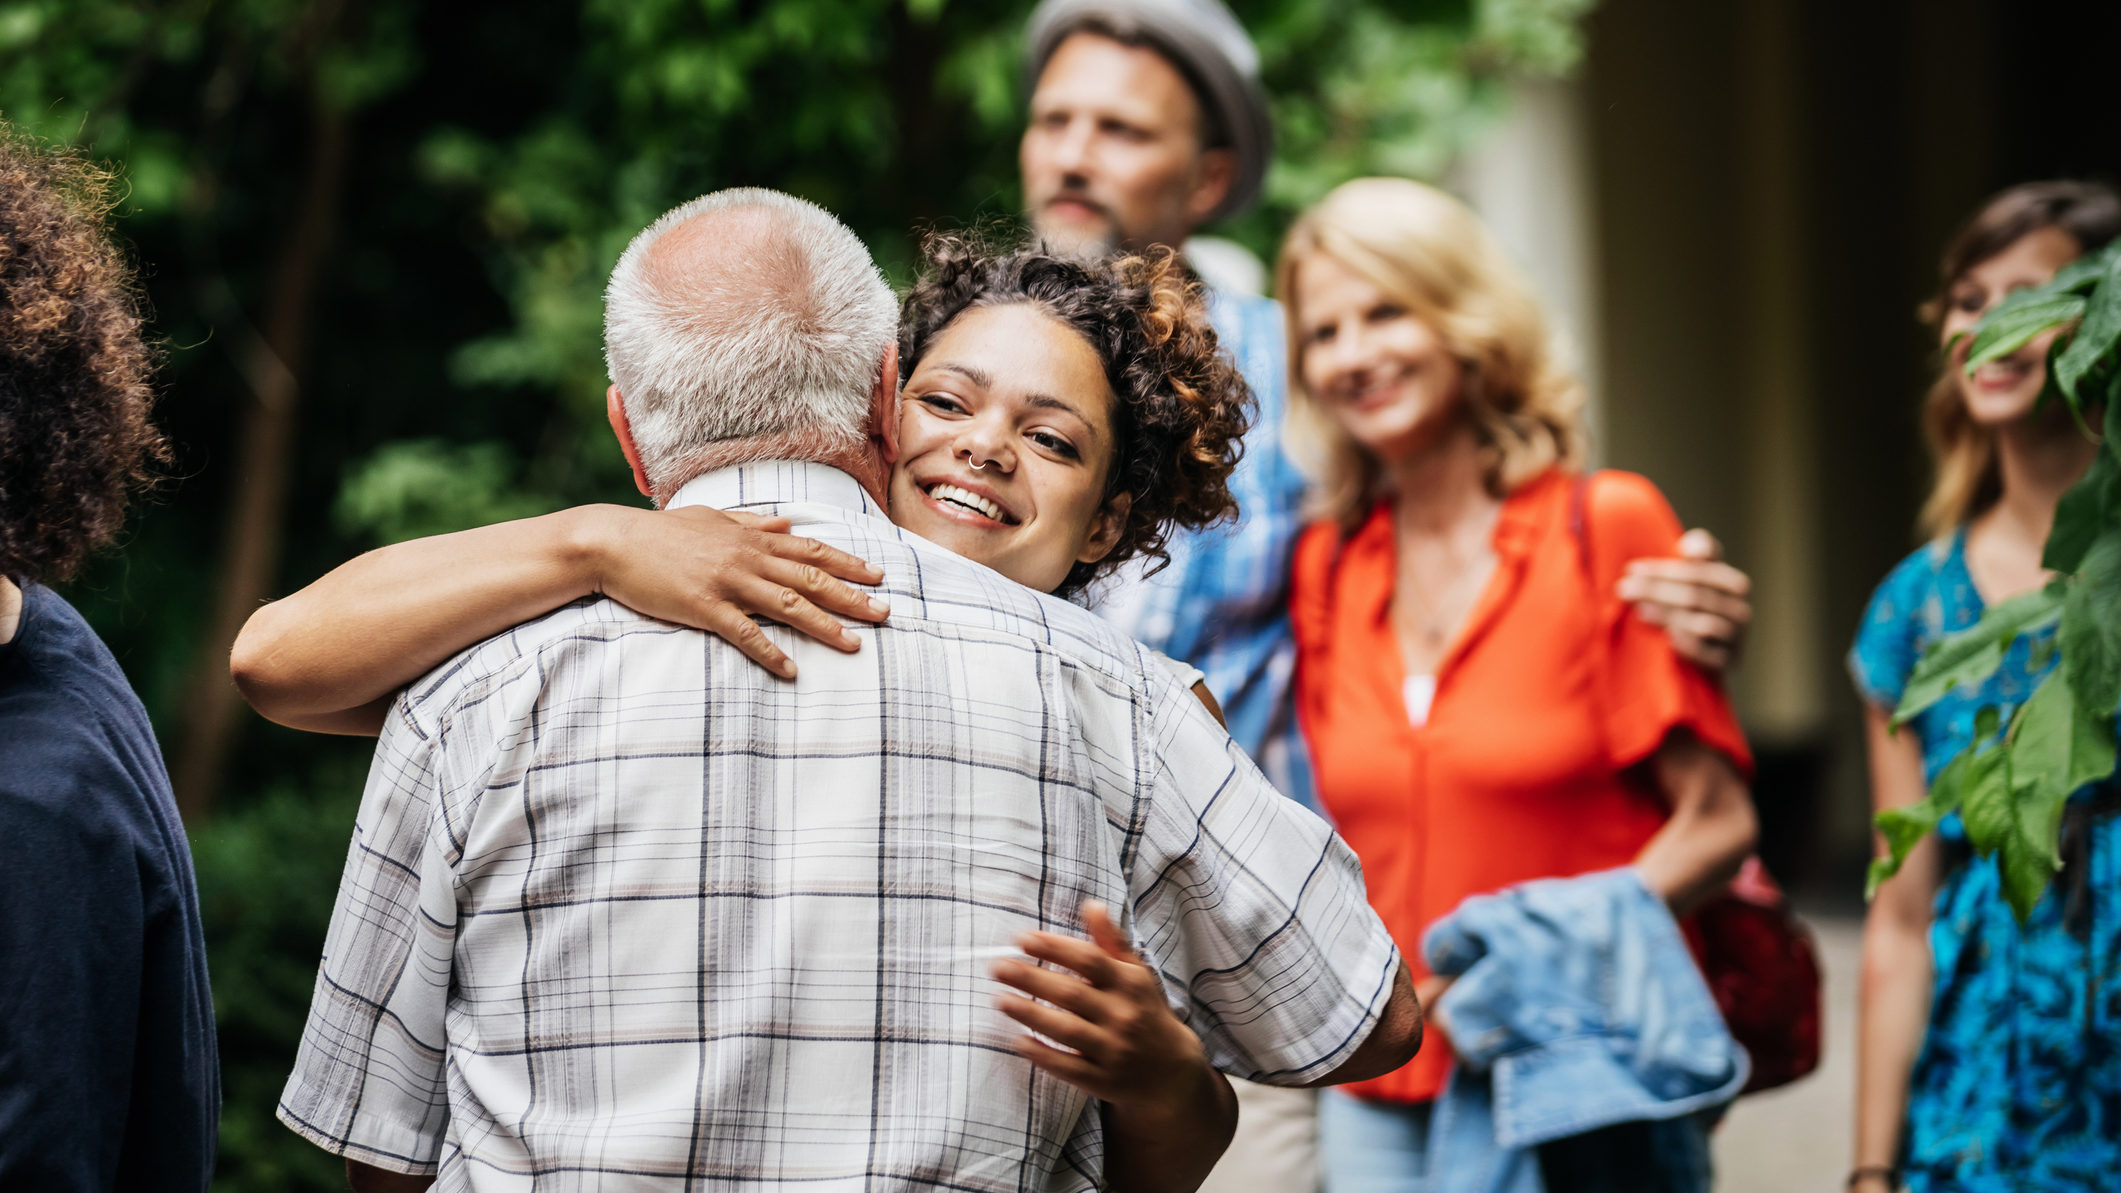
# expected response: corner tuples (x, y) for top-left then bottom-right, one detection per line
(1917, 181), (2121, 537)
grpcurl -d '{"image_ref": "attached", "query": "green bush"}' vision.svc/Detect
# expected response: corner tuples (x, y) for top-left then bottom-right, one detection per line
(191, 764), (366, 1193)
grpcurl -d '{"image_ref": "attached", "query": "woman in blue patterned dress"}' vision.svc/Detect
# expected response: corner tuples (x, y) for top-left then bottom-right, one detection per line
(1851, 181), (2121, 1193)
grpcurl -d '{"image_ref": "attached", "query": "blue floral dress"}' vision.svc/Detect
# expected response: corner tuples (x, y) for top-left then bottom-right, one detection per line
(1849, 530), (2121, 1191)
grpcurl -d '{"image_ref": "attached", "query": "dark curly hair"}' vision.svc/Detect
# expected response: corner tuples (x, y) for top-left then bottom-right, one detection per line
(0, 124), (165, 585)
(898, 235), (1251, 597)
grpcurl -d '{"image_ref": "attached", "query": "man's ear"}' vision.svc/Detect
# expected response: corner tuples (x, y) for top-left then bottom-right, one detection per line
(606, 385), (655, 500)
(871, 342), (901, 464)
(1077, 491), (1133, 565)
(1183, 148), (1236, 227)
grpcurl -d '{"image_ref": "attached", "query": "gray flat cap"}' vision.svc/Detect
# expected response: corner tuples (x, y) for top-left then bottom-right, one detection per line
(1024, 0), (1273, 223)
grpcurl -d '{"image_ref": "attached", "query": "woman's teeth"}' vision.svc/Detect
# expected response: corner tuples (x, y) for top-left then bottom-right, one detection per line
(1975, 359), (2033, 387)
(928, 483), (1011, 523)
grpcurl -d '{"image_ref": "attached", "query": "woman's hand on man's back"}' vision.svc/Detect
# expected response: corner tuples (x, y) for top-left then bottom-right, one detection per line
(591, 504), (891, 678)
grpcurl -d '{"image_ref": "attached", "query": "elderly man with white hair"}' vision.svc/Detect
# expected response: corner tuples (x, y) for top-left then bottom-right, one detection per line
(274, 188), (1415, 1193)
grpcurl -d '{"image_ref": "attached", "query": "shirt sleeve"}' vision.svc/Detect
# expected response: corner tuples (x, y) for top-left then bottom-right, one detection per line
(1582, 472), (1754, 777)
(1126, 668), (1401, 1086)
(1848, 555), (1925, 711)
(276, 698), (458, 1173)
(1147, 649), (1208, 693)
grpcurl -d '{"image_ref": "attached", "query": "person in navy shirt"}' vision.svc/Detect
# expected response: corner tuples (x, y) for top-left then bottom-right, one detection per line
(0, 123), (217, 1189)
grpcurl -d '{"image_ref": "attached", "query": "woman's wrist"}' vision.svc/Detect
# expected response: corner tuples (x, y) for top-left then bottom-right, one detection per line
(1108, 1052), (1226, 1132)
(1846, 1165), (1897, 1190)
(552, 504), (628, 597)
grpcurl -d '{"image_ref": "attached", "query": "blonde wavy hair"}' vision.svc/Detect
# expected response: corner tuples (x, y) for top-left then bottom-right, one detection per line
(1914, 181), (2121, 538)
(1275, 177), (1586, 530)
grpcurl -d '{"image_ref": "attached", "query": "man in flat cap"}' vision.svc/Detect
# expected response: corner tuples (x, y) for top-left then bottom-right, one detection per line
(1012, 2), (1760, 1189)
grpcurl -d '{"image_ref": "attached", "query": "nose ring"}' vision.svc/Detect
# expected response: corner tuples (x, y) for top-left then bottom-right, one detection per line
(969, 460), (989, 471)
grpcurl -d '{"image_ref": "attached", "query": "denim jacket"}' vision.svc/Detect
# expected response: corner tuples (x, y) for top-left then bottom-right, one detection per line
(1416, 868), (1748, 1193)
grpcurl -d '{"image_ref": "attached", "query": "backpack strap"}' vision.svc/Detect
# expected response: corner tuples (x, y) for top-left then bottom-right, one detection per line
(1567, 469), (1601, 585)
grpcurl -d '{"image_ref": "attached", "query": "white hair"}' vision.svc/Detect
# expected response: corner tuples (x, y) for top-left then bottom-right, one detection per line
(603, 188), (897, 497)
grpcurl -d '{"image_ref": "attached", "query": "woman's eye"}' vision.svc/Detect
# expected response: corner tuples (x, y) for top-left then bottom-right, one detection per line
(1308, 324), (1336, 345)
(918, 393), (968, 416)
(1368, 303), (1406, 323)
(1030, 431), (1080, 459)
(1950, 289), (1987, 315)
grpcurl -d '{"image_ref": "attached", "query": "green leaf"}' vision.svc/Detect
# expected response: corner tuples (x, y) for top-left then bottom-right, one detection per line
(1867, 747), (1972, 898)
(2043, 240), (2121, 295)
(2042, 447), (2118, 574)
(1973, 668), (2117, 924)
(1964, 293), (2086, 372)
(2009, 666), (2118, 800)
(1999, 785), (2065, 923)
(1956, 738), (2015, 855)
(1895, 586), (2066, 726)
(2059, 529), (2121, 719)
(2052, 247), (2121, 401)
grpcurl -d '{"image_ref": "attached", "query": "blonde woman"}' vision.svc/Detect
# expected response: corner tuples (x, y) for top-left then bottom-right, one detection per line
(1281, 178), (1758, 1192)
(1850, 181), (2121, 1193)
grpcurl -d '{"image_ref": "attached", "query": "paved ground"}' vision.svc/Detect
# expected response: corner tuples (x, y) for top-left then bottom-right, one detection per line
(1712, 913), (1861, 1191)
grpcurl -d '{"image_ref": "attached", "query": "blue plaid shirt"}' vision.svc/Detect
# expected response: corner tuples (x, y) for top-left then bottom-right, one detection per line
(1089, 289), (1316, 809)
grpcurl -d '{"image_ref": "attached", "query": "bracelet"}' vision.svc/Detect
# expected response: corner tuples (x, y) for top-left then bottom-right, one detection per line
(1846, 1167), (1897, 1190)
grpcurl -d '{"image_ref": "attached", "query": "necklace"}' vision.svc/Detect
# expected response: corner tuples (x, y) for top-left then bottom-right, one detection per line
(1390, 488), (1504, 660)
(1393, 526), (1498, 656)
(1394, 563), (1487, 650)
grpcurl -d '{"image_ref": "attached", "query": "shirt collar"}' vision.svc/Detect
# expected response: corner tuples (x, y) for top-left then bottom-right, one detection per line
(666, 460), (886, 519)
(1492, 467), (1566, 559)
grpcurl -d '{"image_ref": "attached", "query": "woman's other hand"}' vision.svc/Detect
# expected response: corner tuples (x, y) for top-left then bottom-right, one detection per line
(1413, 974), (1455, 1046)
(1617, 528), (1753, 672)
(588, 505), (888, 679)
(990, 901), (1223, 1122)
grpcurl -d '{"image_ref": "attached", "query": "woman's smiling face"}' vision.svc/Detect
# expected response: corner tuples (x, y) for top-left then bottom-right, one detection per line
(1292, 250), (1466, 464)
(888, 302), (1129, 594)
(1942, 224), (2083, 427)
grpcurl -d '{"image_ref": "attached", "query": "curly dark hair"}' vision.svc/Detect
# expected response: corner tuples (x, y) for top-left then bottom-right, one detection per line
(0, 124), (165, 585)
(898, 235), (1251, 597)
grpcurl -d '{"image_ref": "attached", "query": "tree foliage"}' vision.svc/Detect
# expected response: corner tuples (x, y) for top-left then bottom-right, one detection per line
(1868, 238), (2121, 921)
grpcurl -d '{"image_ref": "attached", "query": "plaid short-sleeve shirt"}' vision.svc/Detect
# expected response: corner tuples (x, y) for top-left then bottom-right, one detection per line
(279, 461), (1398, 1192)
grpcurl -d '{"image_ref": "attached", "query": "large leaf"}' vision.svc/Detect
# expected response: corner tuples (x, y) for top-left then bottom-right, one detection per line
(1894, 585), (2066, 726)
(1963, 293), (2087, 372)
(2060, 529), (2121, 719)
(2000, 783), (2066, 923)
(1956, 737), (2017, 857)
(2042, 446), (2118, 574)
(1950, 711), (2068, 921)
(1987, 683), (2072, 922)
(2052, 247), (2121, 401)
(1867, 746), (1972, 898)
(2010, 665), (2118, 802)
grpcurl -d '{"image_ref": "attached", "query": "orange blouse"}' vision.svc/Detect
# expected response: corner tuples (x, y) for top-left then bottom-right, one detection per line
(1291, 469), (1752, 1104)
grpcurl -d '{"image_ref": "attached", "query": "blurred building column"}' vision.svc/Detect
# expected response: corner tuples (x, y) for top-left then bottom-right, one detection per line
(1458, 76), (1607, 453)
(1733, 0), (1826, 748)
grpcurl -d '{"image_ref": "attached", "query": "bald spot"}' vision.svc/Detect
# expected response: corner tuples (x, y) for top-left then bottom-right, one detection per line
(640, 205), (824, 340)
